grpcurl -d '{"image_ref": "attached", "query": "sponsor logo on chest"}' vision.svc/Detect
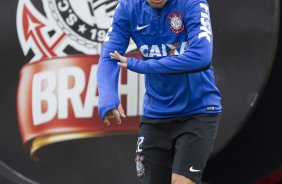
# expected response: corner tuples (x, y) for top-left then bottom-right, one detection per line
(139, 42), (188, 58)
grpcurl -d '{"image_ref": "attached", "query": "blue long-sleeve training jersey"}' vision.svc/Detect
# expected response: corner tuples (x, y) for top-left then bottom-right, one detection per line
(97, 0), (222, 119)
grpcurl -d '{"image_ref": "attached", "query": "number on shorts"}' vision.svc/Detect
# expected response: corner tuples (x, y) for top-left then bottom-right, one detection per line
(136, 136), (144, 153)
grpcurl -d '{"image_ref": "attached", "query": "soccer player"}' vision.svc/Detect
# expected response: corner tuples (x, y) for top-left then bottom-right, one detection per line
(97, 0), (222, 183)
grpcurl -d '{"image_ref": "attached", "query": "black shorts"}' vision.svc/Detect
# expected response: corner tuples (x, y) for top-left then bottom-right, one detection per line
(135, 114), (220, 184)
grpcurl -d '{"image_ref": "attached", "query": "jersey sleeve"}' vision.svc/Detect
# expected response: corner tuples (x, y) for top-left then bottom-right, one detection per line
(127, 0), (213, 74)
(97, 1), (130, 119)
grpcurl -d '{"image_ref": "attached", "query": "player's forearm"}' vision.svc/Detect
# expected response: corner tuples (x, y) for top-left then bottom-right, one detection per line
(127, 43), (212, 74)
(96, 0), (130, 119)
(97, 59), (120, 119)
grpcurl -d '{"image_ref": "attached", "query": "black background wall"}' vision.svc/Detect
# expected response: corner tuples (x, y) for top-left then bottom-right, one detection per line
(204, 6), (282, 183)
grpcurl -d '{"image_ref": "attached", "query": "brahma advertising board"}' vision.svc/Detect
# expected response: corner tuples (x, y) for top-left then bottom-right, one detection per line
(16, 0), (143, 157)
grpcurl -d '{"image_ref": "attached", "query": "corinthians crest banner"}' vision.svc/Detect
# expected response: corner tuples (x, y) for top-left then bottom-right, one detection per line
(16, 0), (142, 157)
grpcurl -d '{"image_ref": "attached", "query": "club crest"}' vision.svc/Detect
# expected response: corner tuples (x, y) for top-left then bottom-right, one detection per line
(16, 0), (137, 61)
(135, 155), (145, 177)
(168, 11), (185, 34)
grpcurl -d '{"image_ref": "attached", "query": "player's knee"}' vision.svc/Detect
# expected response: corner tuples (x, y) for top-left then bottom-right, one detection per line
(172, 173), (196, 184)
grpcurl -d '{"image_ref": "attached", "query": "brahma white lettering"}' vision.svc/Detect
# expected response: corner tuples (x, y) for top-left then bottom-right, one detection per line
(32, 71), (57, 126)
(32, 66), (99, 126)
(31, 65), (144, 126)
(198, 3), (212, 42)
(58, 67), (86, 119)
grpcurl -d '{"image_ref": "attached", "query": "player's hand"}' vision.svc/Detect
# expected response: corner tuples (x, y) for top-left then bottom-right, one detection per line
(103, 104), (126, 126)
(110, 51), (128, 68)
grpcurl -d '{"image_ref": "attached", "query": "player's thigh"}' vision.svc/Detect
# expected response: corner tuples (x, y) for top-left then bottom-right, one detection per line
(172, 114), (220, 184)
(136, 123), (173, 184)
(172, 173), (196, 184)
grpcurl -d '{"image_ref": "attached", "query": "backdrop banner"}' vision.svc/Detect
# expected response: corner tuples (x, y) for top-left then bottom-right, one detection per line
(0, 0), (279, 183)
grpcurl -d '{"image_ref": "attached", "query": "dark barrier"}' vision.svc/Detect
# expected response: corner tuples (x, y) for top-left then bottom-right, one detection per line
(0, 0), (279, 183)
(255, 167), (282, 184)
